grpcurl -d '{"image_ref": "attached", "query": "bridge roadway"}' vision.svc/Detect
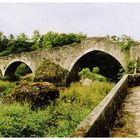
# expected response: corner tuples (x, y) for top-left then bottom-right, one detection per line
(111, 86), (140, 137)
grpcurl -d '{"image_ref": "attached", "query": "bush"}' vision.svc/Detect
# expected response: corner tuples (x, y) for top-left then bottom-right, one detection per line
(34, 59), (68, 86)
(0, 102), (90, 137)
(79, 68), (92, 79)
(91, 74), (107, 82)
(60, 81), (113, 107)
(0, 103), (51, 137)
(7, 82), (59, 109)
(79, 67), (107, 82)
(92, 67), (100, 74)
(0, 50), (11, 56)
(0, 80), (16, 97)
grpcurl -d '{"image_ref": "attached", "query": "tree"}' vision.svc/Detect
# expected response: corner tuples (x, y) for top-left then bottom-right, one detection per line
(31, 30), (41, 43)
(16, 33), (29, 42)
(10, 33), (32, 54)
(0, 31), (87, 56)
(0, 32), (9, 52)
(31, 30), (42, 50)
(42, 31), (87, 48)
(42, 31), (59, 48)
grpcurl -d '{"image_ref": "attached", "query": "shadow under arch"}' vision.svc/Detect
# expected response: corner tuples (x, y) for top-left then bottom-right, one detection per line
(4, 61), (33, 81)
(66, 50), (125, 85)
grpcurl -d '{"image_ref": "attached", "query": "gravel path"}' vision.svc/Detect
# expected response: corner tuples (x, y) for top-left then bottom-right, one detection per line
(111, 86), (140, 137)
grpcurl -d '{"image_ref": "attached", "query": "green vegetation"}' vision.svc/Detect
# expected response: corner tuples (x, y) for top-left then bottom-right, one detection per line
(118, 37), (135, 73)
(20, 73), (35, 82)
(0, 80), (114, 137)
(7, 82), (59, 109)
(107, 35), (136, 74)
(34, 59), (68, 86)
(41, 31), (86, 49)
(15, 63), (32, 77)
(0, 57), (114, 137)
(15, 63), (32, 80)
(0, 33), (135, 137)
(0, 103), (50, 137)
(79, 67), (107, 82)
(0, 80), (16, 98)
(0, 31), (87, 56)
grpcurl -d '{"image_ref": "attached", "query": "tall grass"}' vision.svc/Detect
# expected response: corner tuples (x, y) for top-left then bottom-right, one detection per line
(0, 80), (16, 98)
(0, 81), (114, 137)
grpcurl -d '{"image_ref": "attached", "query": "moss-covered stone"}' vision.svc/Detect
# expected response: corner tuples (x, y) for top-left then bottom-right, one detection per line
(7, 82), (59, 109)
(34, 59), (68, 86)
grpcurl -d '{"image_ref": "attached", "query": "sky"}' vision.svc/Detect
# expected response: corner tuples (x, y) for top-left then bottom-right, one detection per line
(0, 3), (140, 40)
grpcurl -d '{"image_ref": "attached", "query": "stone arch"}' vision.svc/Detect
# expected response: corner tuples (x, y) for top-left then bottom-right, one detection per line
(68, 47), (125, 72)
(4, 61), (33, 81)
(67, 49), (125, 84)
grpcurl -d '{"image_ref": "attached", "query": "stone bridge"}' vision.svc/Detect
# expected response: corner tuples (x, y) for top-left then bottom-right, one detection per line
(0, 37), (139, 80)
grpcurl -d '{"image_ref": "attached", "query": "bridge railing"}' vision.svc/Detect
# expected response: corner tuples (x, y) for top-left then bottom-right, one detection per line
(70, 75), (129, 137)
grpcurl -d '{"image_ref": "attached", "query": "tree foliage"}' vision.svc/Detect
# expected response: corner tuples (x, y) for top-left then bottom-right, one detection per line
(0, 31), (87, 56)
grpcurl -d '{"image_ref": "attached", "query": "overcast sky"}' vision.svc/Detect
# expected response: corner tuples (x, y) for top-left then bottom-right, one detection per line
(0, 3), (140, 40)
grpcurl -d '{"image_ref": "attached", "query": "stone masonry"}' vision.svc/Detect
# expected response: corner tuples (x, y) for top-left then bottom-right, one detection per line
(0, 37), (137, 78)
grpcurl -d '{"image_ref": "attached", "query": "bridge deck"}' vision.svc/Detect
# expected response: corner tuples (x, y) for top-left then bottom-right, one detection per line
(111, 86), (140, 137)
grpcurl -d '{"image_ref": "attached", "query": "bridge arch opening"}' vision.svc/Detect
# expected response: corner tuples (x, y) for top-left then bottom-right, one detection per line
(4, 61), (33, 81)
(67, 50), (125, 84)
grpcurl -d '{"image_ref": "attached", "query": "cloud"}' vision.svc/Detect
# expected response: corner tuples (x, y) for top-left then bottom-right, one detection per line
(0, 3), (140, 40)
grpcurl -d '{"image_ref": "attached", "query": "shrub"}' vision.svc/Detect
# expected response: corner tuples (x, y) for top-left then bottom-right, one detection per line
(0, 101), (90, 137)
(92, 67), (100, 74)
(0, 103), (51, 137)
(0, 80), (16, 97)
(7, 82), (59, 109)
(44, 102), (90, 137)
(79, 68), (92, 79)
(79, 67), (107, 82)
(91, 74), (107, 82)
(0, 50), (11, 56)
(34, 59), (68, 86)
(60, 81), (113, 108)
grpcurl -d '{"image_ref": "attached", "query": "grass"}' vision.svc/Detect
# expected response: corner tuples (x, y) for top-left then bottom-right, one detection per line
(0, 80), (114, 137)
(0, 103), (50, 137)
(0, 80), (16, 98)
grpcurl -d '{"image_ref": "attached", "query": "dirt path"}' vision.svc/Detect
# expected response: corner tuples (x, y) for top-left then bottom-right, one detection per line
(111, 86), (140, 137)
